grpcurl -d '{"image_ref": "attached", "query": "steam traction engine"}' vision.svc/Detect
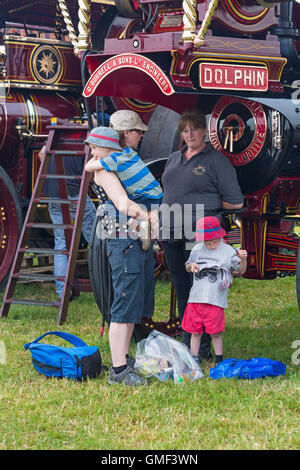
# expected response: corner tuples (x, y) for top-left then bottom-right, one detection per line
(0, 3), (82, 290)
(0, 1), (300, 334)
(82, 0), (300, 336)
(0, 1), (107, 291)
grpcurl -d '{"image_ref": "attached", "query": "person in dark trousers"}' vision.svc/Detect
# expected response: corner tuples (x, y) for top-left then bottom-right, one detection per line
(38, 140), (96, 300)
(161, 109), (244, 360)
(84, 111), (162, 386)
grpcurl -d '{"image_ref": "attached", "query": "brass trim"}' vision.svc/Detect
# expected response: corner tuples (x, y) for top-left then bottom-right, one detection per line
(31, 44), (63, 85)
(194, 0), (219, 47)
(3, 35), (72, 47)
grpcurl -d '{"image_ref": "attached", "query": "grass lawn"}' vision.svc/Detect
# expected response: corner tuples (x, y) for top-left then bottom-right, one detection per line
(0, 276), (299, 450)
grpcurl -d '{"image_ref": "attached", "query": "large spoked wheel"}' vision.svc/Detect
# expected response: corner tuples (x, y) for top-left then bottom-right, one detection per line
(88, 158), (181, 341)
(0, 167), (23, 291)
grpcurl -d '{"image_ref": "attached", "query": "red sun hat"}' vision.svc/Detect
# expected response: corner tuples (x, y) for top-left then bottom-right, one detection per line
(195, 216), (227, 242)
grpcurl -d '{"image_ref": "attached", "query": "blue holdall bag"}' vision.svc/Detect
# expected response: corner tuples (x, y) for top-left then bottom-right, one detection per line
(209, 357), (286, 380)
(24, 331), (102, 381)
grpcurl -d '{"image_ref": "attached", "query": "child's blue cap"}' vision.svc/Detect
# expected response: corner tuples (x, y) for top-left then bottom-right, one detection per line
(85, 126), (122, 151)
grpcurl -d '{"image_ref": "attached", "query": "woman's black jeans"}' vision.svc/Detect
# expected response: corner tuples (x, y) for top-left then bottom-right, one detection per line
(162, 239), (212, 359)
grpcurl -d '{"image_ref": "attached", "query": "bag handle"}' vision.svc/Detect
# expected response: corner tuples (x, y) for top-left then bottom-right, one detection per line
(24, 331), (87, 350)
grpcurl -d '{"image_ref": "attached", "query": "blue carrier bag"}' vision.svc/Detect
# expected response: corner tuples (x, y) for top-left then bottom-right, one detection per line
(24, 331), (102, 381)
(209, 357), (286, 380)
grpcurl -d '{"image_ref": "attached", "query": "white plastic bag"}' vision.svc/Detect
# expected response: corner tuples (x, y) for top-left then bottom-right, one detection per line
(135, 330), (203, 383)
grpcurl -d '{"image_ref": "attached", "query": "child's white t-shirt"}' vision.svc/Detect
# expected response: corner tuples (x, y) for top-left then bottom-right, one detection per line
(186, 240), (240, 308)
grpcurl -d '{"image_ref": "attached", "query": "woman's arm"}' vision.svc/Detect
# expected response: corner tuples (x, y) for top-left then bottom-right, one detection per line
(222, 201), (243, 210)
(212, 152), (244, 209)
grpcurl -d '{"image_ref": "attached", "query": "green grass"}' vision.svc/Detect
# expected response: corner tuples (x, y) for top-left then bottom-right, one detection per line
(0, 276), (299, 450)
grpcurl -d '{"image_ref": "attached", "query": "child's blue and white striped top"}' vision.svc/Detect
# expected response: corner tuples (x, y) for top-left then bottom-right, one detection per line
(100, 147), (163, 200)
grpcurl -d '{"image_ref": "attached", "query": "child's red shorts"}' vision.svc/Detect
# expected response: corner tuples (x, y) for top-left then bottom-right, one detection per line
(181, 302), (225, 335)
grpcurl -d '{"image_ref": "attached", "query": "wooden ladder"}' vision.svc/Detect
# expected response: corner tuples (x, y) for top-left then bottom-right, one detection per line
(0, 124), (92, 325)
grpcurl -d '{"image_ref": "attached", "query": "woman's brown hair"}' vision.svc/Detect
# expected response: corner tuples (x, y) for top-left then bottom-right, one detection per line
(116, 130), (126, 148)
(178, 109), (207, 133)
(110, 124), (126, 148)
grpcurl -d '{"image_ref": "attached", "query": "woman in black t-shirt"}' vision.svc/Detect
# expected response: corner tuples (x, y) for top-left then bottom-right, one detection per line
(161, 109), (244, 357)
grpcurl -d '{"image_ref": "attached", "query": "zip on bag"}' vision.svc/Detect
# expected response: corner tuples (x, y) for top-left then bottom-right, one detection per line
(32, 358), (63, 375)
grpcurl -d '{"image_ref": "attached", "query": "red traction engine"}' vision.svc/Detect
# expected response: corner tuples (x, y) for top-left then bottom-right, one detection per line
(0, 1), (300, 337)
(81, 0), (300, 336)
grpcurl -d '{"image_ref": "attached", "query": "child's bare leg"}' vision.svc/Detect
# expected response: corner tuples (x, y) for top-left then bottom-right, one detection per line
(211, 333), (223, 356)
(190, 333), (202, 356)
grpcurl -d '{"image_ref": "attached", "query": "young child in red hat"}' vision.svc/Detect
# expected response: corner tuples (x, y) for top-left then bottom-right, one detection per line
(181, 216), (247, 366)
